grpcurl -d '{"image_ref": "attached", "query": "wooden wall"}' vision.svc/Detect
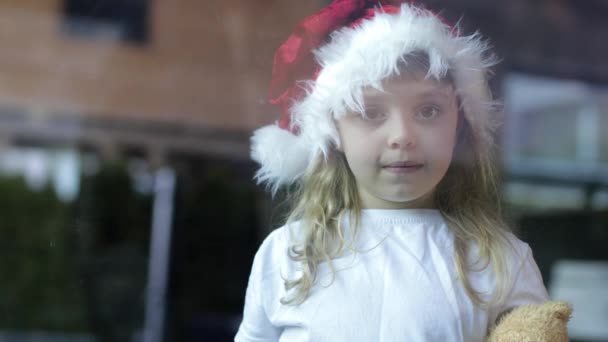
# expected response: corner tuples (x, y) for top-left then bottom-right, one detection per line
(0, 0), (322, 134)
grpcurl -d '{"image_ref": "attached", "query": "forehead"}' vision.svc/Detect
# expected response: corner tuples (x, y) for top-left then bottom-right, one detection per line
(362, 73), (455, 100)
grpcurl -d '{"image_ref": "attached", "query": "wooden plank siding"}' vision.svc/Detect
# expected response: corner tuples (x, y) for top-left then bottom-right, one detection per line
(0, 0), (323, 157)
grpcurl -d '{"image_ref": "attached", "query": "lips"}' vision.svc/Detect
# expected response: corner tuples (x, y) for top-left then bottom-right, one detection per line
(382, 161), (424, 173)
(384, 161), (422, 167)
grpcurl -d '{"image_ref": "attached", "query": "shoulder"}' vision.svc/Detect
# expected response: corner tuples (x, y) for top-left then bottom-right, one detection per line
(245, 222), (304, 316)
(468, 230), (533, 274)
(251, 221), (302, 280)
(488, 232), (550, 320)
(467, 230), (547, 299)
(501, 231), (534, 268)
(500, 231), (548, 292)
(499, 231), (547, 290)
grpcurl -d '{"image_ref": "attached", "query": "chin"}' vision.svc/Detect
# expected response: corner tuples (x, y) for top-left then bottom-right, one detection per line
(385, 190), (426, 202)
(383, 190), (435, 207)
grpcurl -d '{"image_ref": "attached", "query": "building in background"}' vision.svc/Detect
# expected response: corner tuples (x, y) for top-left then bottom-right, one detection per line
(0, 0), (322, 341)
(0, 0), (606, 341)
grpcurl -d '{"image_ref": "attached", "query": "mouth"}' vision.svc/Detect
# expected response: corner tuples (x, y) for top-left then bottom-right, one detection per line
(382, 161), (424, 173)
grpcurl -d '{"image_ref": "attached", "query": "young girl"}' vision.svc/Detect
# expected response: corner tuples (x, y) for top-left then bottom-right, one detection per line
(236, 1), (549, 341)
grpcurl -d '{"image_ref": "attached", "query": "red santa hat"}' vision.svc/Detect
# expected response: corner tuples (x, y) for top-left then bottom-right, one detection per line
(252, 0), (499, 193)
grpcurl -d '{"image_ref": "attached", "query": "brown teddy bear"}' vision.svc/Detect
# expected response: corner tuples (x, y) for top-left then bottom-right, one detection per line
(487, 301), (572, 342)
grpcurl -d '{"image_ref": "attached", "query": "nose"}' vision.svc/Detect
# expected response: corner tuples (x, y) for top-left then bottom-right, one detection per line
(387, 114), (417, 149)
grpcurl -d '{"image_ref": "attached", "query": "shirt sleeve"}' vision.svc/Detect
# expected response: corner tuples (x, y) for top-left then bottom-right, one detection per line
(234, 236), (281, 342)
(492, 243), (550, 323)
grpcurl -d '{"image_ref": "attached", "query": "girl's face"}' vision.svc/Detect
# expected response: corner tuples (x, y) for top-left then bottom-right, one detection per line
(336, 73), (459, 209)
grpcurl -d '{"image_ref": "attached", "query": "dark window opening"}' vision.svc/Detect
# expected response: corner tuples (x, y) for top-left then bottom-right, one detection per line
(62, 0), (149, 44)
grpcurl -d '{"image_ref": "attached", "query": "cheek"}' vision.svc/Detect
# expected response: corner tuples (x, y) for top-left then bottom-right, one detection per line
(338, 124), (376, 159)
(340, 135), (381, 178)
(422, 125), (458, 165)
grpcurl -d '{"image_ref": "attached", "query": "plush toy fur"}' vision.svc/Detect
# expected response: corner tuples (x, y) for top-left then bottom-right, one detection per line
(487, 301), (572, 342)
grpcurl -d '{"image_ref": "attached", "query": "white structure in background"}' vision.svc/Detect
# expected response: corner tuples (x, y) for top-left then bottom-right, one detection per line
(142, 167), (176, 342)
(505, 73), (608, 340)
(0, 147), (80, 202)
(502, 73), (608, 209)
(52, 150), (81, 202)
(550, 260), (608, 341)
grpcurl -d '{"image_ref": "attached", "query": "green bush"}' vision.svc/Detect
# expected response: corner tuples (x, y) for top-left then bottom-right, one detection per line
(0, 175), (86, 331)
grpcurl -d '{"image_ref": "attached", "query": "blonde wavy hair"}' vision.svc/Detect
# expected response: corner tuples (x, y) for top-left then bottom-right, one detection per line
(279, 54), (512, 307)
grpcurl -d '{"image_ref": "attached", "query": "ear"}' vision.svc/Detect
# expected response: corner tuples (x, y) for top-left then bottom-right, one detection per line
(487, 301), (572, 342)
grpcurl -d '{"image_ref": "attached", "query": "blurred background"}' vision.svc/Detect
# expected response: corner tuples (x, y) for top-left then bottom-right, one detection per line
(0, 0), (605, 341)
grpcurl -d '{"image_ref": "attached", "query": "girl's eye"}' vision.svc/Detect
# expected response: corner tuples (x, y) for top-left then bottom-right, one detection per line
(416, 105), (441, 120)
(363, 106), (387, 121)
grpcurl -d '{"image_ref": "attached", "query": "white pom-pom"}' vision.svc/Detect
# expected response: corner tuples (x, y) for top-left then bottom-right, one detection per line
(250, 124), (310, 195)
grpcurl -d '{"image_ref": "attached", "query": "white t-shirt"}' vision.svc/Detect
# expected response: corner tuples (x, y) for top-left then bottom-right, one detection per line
(235, 209), (549, 342)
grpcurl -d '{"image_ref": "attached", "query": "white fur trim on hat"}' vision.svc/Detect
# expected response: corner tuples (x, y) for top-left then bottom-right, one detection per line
(251, 125), (312, 194)
(252, 3), (499, 193)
